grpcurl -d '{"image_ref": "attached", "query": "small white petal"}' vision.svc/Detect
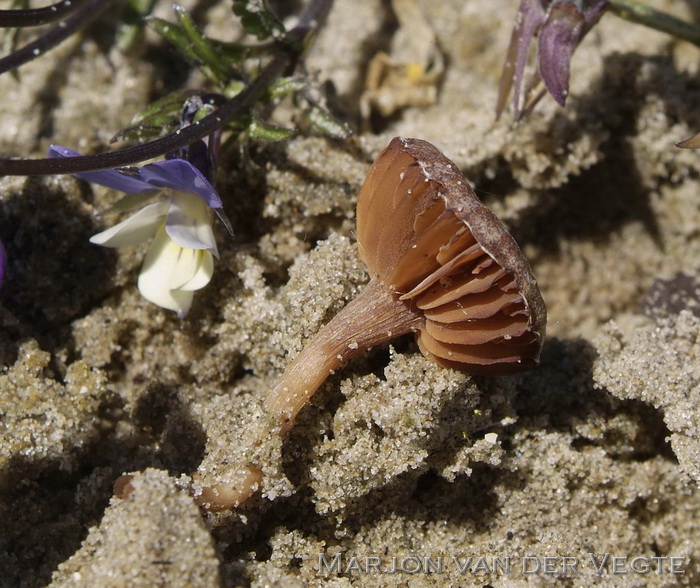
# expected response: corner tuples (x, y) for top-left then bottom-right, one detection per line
(90, 201), (168, 248)
(138, 227), (194, 316)
(178, 250), (214, 291)
(165, 192), (218, 257)
(137, 225), (214, 317)
(167, 247), (205, 290)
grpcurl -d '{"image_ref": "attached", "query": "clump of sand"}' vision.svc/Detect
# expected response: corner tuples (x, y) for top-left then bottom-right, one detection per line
(594, 310), (700, 483)
(52, 468), (220, 587)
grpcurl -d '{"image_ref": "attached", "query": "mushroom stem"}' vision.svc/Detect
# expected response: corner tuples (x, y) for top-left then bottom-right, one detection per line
(193, 466), (263, 512)
(265, 277), (421, 432)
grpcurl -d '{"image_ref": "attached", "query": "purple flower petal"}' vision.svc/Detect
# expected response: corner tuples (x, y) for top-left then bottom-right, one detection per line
(677, 130), (700, 149)
(538, 0), (608, 107)
(48, 145), (155, 194)
(538, 2), (583, 106)
(139, 158), (223, 209)
(164, 192), (219, 256)
(496, 0), (547, 120)
(497, 0), (607, 119)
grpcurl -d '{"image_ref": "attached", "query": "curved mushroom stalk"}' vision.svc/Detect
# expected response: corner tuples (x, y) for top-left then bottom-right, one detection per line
(193, 466), (263, 512)
(265, 277), (421, 433)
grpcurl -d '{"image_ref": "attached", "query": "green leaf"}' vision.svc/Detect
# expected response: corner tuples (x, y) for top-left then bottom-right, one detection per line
(146, 14), (232, 86)
(248, 118), (296, 142)
(305, 104), (352, 140)
(116, 0), (158, 51)
(207, 39), (249, 65)
(131, 90), (199, 124)
(146, 16), (203, 67)
(232, 0), (285, 40)
(267, 76), (307, 100)
(112, 121), (179, 144)
(223, 80), (247, 100)
(172, 4), (232, 86)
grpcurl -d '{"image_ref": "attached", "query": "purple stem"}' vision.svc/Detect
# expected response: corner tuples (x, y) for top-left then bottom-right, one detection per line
(0, 0), (116, 75)
(0, 0), (96, 28)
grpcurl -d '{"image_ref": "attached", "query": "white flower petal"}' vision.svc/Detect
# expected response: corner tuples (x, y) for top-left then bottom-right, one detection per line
(90, 201), (169, 248)
(138, 227), (193, 316)
(165, 192), (218, 257)
(178, 250), (214, 291)
(168, 247), (200, 290)
(137, 225), (214, 317)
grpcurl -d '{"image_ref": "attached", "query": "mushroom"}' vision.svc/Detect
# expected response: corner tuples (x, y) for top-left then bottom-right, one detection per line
(266, 137), (546, 432)
(193, 137), (546, 512)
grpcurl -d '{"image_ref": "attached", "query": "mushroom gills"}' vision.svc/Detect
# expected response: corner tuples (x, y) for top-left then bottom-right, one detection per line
(416, 260), (540, 371)
(382, 193), (540, 373)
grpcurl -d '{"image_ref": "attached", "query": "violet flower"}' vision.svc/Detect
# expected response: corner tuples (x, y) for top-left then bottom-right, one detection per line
(496, 0), (609, 120)
(49, 145), (227, 317)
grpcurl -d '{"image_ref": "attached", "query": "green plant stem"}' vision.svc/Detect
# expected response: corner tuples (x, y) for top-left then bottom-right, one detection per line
(610, 0), (700, 48)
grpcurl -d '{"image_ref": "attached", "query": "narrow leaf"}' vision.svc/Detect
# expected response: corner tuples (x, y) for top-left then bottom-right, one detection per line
(173, 4), (231, 85)
(131, 90), (199, 124)
(268, 76), (307, 100)
(146, 16), (202, 67)
(305, 104), (351, 139)
(248, 118), (296, 142)
(232, 0), (285, 40)
(116, 0), (158, 51)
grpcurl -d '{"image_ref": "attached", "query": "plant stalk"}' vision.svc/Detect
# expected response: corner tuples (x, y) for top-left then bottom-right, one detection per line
(610, 0), (700, 48)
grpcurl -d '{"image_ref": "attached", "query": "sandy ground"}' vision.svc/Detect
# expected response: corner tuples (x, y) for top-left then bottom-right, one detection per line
(0, 0), (699, 586)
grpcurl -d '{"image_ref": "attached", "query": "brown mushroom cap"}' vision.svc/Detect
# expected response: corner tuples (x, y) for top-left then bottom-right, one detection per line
(357, 137), (546, 374)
